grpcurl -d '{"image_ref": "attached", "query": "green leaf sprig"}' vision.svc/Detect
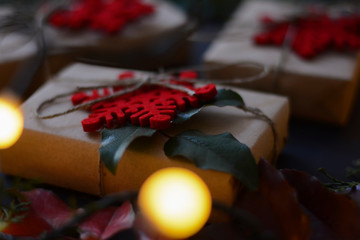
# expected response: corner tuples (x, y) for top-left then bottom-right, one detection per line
(164, 130), (258, 190)
(99, 126), (156, 174)
(346, 159), (360, 178)
(319, 168), (359, 192)
(99, 89), (278, 191)
(0, 178), (41, 224)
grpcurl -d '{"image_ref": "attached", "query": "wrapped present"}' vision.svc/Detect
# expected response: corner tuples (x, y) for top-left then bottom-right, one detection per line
(0, 0), (189, 97)
(0, 63), (289, 206)
(0, 6), (72, 98)
(204, 0), (360, 125)
(0, 6), (37, 91)
(43, 0), (191, 69)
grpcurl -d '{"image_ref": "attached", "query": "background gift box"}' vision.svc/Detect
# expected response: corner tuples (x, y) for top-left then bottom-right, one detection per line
(43, 0), (193, 70)
(204, 0), (360, 125)
(0, 0), (193, 101)
(0, 5), (69, 100)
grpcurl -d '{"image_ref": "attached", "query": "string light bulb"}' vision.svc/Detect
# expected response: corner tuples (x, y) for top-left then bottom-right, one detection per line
(138, 167), (212, 239)
(0, 92), (23, 149)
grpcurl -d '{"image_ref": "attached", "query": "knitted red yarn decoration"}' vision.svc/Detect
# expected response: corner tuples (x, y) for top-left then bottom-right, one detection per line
(48, 0), (154, 34)
(71, 71), (217, 132)
(253, 14), (360, 59)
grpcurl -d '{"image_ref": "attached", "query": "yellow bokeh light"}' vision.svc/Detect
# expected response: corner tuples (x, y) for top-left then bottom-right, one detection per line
(138, 167), (212, 239)
(0, 95), (23, 149)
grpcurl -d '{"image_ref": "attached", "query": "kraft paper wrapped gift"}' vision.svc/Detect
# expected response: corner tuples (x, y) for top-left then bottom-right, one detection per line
(44, 0), (191, 69)
(0, 35), (73, 100)
(204, 0), (360, 125)
(0, 6), (40, 92)
(1, 0), (189, 96)
(0, 7), (72, 97)
(0, 63), (289, 205)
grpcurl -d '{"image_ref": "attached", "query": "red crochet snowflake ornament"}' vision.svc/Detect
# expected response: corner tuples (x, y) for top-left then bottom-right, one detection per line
(49, 0), (154, 34)
(253, 14), (360, 59)
(71, 71), (217, 132)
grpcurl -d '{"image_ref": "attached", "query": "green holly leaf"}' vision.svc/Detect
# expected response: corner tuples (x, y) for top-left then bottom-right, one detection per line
(100, 126), (156, 174)
(208, 88), (245, 107)
(99, 89), (246, 175)
(175, 89), (245, 124)
(174, 108), (202, 124)
(164, 129), (258, 190)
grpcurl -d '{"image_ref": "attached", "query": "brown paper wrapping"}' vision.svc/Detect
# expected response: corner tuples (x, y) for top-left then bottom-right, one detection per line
(204, 0), (360, 125)
(45, 0), (187, 52)
(43, 0), (190, 69)
(0, 0), (190, 96)
(0, 63), (289, 206)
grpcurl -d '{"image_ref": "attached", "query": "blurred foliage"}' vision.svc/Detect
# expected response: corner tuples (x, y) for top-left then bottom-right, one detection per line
(346, 159), (360, 179)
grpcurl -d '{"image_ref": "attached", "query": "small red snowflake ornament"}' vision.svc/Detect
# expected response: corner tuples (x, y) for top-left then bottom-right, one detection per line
(48, 0), (155, 34)
(253, 14), (360, 59)
(72, 71), (217, 132)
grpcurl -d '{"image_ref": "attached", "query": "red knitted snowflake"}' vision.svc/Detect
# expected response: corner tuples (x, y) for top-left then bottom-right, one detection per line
(253, 14), (360, 59)
(48, 0), (154, 34)
(71, 71), (217, 132)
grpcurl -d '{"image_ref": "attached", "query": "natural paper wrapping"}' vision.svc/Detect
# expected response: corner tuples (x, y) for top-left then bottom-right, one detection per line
(0, 0), (189, 94)
(0, 6), (37, 91)
(45, 0), (187, 50)
(204, 0), (360, 125)
(0, 63), (289, 205)
(44, 0), (190, 67)
(0, 9), (74, 97)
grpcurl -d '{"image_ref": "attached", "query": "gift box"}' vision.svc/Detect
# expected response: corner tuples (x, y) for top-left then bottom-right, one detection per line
(0, 6), (73, 99)
(204, 0), (360, 125)
(43, 0), (191, 70)
(0, 6), (39, 92)
(0, 63), (289, 206)
(0, 44), (72, 100)
(1, 0), (190, 98)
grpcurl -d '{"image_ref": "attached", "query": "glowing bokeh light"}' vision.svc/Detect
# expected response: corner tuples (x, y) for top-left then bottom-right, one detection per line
(138, 167), (212, 239)
(0, 95), (23, 149)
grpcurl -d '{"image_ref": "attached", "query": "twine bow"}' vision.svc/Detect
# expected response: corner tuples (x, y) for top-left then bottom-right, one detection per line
(36, 61), (270, 119)
(36, 61), (278, 161)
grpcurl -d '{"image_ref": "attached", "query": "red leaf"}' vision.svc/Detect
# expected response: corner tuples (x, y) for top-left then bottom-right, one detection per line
(79, 201), (135, 240)
(79, 207), (118, 239)
(281, 169), (360, 240)
(23, 188), (73, 229)
(101, 201), (135, 239)
(1, 208), (52, 237)
(236, 159), (311, 239)
(2, 189), (136, 239)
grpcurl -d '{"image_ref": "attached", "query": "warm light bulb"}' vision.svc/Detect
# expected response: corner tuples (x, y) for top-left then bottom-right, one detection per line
(138, 167), (212, 239)
(0, 94), (23, 149)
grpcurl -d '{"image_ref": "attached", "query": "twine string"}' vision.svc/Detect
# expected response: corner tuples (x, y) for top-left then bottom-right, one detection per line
(165, 61), (270, 85)
(242, 106), (278, 161)
(272, 21), (296, 92)
(35, 61), (279, 160)
(36, 78), (148, 119)
(36, 61), (269, 119)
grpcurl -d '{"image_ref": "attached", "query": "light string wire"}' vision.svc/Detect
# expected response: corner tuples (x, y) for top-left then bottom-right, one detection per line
(9, 191), (268, 240)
